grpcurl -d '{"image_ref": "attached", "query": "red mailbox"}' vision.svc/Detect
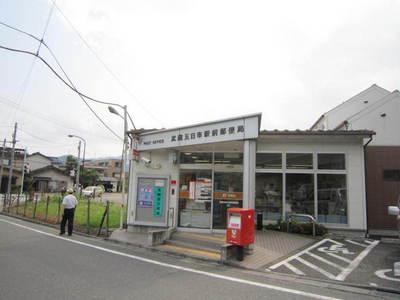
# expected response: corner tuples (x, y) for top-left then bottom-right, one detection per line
(226, 208), (255, 246)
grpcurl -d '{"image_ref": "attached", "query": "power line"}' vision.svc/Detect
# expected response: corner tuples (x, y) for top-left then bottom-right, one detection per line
(9, 2), (56, 124)
(52, 1), (164, 128)
(0, 44), (123, 141)
(0, 94), (119, 141)
(0, 20), (136, 131)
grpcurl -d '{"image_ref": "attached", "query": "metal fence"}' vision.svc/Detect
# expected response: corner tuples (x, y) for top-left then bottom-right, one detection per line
(0, 193), (112, 237)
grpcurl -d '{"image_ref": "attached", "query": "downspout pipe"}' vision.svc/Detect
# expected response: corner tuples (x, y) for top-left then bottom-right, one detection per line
(364, 134), (373, 238)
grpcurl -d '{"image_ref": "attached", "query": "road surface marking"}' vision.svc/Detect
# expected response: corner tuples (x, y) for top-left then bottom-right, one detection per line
(345, 240), (367, 248)
(0, 218), (341, 300)
(305, 252), (344, 271)
(269, 239), (342, 270)
(268, 238), (379, 281)
(318, 244), (354, 255)
(297, 257), (337, 280)
(335, 240), (379, 281)
(375, 269), (400, 282)
(285, 262), (305, 275)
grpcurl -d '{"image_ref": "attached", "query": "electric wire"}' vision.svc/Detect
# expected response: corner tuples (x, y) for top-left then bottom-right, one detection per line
(0, 95), (119, 141)
(0, 44), (123, 141)
(0, 20), (136, 130)
(52, 1), (163, 128)
(9, 2), (56, 124)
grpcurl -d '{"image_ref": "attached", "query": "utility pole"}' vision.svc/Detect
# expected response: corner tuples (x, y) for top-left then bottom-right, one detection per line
(6, 122), (17, 202)
(19, 148), (27, 195)
(75, 140), (81, 194)
(0, 139), (6, 194)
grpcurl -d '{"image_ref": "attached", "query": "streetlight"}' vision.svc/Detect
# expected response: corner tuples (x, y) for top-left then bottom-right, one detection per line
(68, 135), (86, 193)
(108, 105), (128, 229)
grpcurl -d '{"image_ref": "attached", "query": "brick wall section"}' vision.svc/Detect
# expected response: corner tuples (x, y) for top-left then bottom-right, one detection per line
(366, 146), (400, 230)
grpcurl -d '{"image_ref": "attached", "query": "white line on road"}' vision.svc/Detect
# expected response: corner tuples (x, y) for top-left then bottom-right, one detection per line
(345, 240), (368, 248)
(305, 252), (344, 271)
(335, 240), (379, 281)
(268, 239), (343, 270)
(297, 257), (337, 280)
(0, 218), (342, 300)
(375, 269), (400, 282)
(285, 262), (305, 275)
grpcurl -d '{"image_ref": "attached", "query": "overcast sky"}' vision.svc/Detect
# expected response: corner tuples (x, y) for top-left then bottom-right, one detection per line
(0, 0), (399, 158)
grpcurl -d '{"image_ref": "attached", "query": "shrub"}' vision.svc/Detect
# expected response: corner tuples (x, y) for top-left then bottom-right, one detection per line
(264, 219), (327, 236)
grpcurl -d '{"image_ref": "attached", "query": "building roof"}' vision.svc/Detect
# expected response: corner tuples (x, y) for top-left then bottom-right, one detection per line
(260, 129), (375, 137)
(310, 84), (391, 130)
(31, 165), (69, 176)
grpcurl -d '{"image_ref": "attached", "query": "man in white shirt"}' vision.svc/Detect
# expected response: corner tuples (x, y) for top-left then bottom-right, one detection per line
(60, 188), (78, 236)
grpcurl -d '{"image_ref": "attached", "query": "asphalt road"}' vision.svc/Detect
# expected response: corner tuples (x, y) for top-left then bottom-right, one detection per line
(0, 215), (397, 300)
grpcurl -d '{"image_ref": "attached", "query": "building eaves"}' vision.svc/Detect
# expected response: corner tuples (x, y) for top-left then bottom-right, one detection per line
(31, 165), (67, 175)
(260, 129), (375, 137)
(309, 114), (325, 130)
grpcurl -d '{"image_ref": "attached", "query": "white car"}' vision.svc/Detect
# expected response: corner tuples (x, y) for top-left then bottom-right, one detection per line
(82, 186), (104, 197)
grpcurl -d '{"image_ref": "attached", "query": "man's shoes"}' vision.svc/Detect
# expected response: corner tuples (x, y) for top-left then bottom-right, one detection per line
(59, 232), (65, 236)
(68, 234), (72, 236)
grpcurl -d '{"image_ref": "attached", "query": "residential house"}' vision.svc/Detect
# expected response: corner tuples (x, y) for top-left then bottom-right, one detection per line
(30, 165), (73, 193)
(0, 147), (25, 193)
(27, 152), (72, 193)
(310, 84), (400, 236)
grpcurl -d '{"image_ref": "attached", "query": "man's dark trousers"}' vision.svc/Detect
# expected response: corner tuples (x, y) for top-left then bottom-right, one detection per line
(60, 208), (75, 236)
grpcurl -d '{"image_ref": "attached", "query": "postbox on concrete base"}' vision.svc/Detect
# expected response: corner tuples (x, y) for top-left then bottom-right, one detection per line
(226, 208), (255, 261)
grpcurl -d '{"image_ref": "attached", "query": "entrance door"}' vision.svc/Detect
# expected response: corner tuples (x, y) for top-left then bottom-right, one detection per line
(178, 169), (212, 229)
(212, 171), (243, 229)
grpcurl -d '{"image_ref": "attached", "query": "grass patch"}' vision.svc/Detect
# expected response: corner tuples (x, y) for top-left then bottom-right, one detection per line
(6, 194), (125, 230)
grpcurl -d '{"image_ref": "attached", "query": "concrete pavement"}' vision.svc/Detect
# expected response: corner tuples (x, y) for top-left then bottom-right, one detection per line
(0, 214), (396, 300)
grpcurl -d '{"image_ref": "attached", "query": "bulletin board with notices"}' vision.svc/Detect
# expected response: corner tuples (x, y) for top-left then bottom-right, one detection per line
(134, 176), (169, 226)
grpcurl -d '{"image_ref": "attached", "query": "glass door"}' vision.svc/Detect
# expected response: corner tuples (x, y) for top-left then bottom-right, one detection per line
(178, 169), (212, 229)
(212, 153), (243, 229)
(212, 172), (243, 229)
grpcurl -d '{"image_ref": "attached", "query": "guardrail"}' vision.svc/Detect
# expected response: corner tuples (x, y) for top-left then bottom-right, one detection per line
(286, 213), (318, 237)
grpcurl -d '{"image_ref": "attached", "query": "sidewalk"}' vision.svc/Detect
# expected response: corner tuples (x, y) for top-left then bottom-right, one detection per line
(109, 228), (315, 270)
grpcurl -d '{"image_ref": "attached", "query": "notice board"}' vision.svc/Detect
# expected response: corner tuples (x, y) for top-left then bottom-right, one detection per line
(134, 176), (168, 226)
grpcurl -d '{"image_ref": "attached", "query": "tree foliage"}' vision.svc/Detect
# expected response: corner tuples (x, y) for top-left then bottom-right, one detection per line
(80, 168), (100, 187)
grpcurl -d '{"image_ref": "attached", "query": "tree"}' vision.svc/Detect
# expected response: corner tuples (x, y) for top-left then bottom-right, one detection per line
(80, 168), (100, 187)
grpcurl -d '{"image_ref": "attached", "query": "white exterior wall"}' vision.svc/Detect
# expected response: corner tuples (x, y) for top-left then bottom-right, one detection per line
(313, 85), (390, 130)
(127, 149), (179, 227)
(28, 154), (52, 171)
(35, 169), (73, 187)
(345, 92), (400, 146)
(257, 137), (367, 230)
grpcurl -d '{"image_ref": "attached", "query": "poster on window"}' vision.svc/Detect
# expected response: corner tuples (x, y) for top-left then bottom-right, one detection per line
(138, 185), (154, 207)
(189, 180), (212, 203)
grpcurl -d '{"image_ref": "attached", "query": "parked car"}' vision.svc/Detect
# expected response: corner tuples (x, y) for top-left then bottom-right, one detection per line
(82, 186), (104, 197)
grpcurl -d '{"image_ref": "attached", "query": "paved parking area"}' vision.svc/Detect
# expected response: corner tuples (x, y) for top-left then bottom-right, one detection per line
(266, 237), (400, 290)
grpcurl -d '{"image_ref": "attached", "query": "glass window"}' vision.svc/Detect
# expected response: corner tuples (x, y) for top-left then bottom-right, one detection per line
(256, 153), (282, 169)
(318, 154), (345, 170)
(317, 174), (347, 224)
(214, 153), (243, 165)
(285, 174), (314, 216)
(178, 170), (212, 228)
(213, 172), (243, 229)
(383, 169), (400, 181)
(287, 153), (313, 169)
(256, 173), (282, 221)
(180, 152), (212, 164)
